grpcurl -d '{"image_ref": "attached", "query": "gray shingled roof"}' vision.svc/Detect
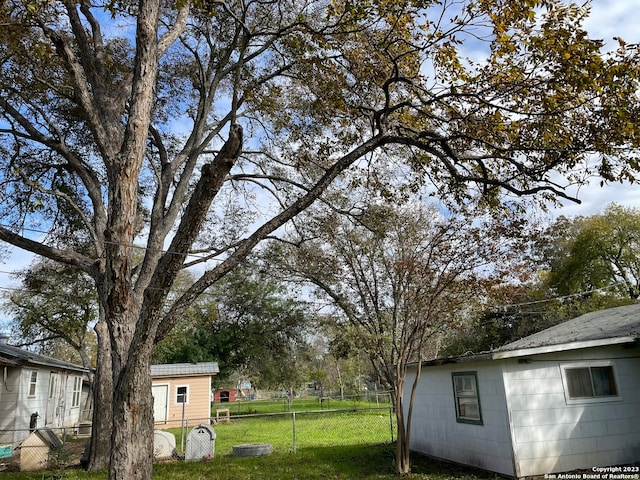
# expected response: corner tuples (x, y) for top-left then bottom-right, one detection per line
(416, 303), (640, 367)
(0, 342), (90, 372)
(150, 362), (219, 377)
(493, 303), (640, 358)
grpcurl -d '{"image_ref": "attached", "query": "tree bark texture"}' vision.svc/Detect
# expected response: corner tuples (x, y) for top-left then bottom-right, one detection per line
(109, 342), (155, 480)
(2, 2), (636, 480)
(87, 319), (113, 472)
(395, 379), (411, 475)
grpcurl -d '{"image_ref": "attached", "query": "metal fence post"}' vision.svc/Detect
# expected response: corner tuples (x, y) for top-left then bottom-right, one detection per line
(292, 412), (297, 453)
(180, 412), (189, 453)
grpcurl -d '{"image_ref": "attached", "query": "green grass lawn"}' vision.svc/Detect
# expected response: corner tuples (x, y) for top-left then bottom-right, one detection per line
(1, 444), (494, 480)
(0, 400), (494, 479)
(172, 408), (395, 455)
(218, 395), (392, 416)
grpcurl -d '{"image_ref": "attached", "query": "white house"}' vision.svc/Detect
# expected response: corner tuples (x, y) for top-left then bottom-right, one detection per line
(0, 334), (90, 448)
(404, 303), (640, 478)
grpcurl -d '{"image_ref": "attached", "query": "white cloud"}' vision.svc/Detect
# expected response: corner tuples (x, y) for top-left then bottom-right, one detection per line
(2, 1), (639, 301)
(551, 180), (639, 218)
(543, 0), (640, 219)
(584, 0), (640, 47)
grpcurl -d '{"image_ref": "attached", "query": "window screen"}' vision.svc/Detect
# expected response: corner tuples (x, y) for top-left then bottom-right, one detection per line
(452, 372), (482, 424)
(565, 366), (617, 399)
(176, 386), (188, 404)
(28, 371), (38, 397)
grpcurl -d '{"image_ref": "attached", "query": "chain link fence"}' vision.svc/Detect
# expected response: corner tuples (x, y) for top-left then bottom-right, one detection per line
(176, 406), (396, 456)
(0, 405), (396, 472)
(0, 427), (86, 473)
(226, 391), (394, 415)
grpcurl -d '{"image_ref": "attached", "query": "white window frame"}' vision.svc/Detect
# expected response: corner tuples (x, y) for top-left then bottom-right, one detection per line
(560, 361), (621, 405)
(28, 371), (38, 398)
(71, 376), (82, 408)
(175, 385), (189, 405)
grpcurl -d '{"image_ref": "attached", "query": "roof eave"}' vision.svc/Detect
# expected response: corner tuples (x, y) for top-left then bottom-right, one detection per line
(1, 356), (90, 373)
(152, 371), (219, 378)
(491, 336), (638, 360)
(407, 336), (639, 368)
(408, 352), (493, 368)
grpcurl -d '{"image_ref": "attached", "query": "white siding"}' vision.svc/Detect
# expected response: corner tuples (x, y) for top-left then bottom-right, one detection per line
(0, 367), (20, 445)
(2, 368), (85, 447)
(15, 368), (49, 432)
(50, 372), (83, 429)
(406, 361), (515, 477)
(503, 346), (640, 477)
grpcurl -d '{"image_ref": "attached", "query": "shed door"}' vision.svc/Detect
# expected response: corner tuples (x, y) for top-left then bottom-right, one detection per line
(152, 385), (168, 423)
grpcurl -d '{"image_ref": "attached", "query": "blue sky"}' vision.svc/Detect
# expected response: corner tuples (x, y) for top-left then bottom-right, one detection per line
(0, 0), (639, 326)
(549, 0), (640, 218)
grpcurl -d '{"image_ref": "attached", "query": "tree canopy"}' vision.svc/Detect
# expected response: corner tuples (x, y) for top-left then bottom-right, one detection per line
(154, 266), (312, 389)
(539, 203), (640, 299)
(267, 198), (534, 473)
(442, 203), (640, 357)
(3, 259), (97, 368)
(0, 0), (639, 477)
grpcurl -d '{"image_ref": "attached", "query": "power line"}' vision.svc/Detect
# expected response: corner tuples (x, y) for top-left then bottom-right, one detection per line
(0, 280), (223, 300)
(1, 225), (635, 313)
(500, 281), (629, 310)
(0, 223), (230, 263)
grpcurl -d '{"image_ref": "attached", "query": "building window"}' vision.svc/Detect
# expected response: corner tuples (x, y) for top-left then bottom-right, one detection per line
(72, 376), (82, 407)
(452, 372), (483, 425)
(176, 386), (188, 404)
(49, 374), (57, 400)
(28, 371), (38, 397)
(564, 365), (617, 399)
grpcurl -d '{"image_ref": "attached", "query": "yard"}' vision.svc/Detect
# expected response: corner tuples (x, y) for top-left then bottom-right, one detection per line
(217, 394), (393, 415)
(1, 398), (493, 479)
(0, 444), (493, 480)
(179, 409), (394, 454)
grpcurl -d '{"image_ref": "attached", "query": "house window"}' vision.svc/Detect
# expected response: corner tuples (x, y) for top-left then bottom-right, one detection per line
(564, 365), (618, 399)
(452, 372), (483, 425)
(176, 386), (188, 404)
(28, 371), (38, 397)
(48, 374), (56, 400)
(72, 376), (82, 407)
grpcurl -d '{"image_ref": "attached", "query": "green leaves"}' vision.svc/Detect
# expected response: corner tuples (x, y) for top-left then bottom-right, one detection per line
(540, 203), (640, 299)
(4, 259), (98, 367)
(155, 265), (312, 388)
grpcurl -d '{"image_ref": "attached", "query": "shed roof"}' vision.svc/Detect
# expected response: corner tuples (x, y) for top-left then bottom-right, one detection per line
(151, 362), (219, 377)
(417, 303), (640, 367)
(493, 303), (640, 359)
(0, 342), (89, 373)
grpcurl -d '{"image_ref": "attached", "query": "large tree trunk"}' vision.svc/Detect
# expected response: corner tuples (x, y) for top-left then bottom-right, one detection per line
(109, 337), (155, 480)
(102, 0), (160, 474)
(87, 319), (113, 472)
(104, 292), (155, 480)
